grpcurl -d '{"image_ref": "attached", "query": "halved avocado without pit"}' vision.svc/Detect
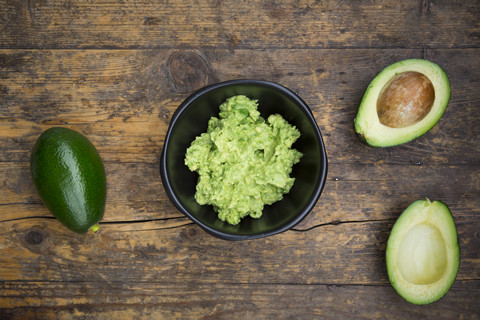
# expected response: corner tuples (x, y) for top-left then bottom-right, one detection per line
(386, 199), (459, 305)
(354, 59), (450, 147)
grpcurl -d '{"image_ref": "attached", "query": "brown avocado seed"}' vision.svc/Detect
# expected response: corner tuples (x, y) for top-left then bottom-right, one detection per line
(377, 71), (435, 128)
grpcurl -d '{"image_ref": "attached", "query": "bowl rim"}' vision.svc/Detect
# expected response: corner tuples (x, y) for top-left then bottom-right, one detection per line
(160, 79), (328, 240)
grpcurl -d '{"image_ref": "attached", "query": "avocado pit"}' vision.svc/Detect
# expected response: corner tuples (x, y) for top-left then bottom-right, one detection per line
(377, 71), (435, 128)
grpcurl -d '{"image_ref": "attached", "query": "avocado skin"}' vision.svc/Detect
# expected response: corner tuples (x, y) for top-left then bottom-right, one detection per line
(386, 199), (460, 305)
(30, 127), (106, 233)
(354, 59), (450, 147)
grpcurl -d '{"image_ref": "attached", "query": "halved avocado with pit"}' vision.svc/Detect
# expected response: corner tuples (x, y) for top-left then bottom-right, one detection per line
(386, 199), (459, 305)
(354, 59), (450, 147)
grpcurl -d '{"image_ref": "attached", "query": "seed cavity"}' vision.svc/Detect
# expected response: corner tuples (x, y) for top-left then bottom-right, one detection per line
(398, 223), (447, 285)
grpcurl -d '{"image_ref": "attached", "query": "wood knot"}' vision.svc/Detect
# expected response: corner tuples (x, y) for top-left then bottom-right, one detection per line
(21, 226), (52, 255)
(178, 226), (198, 241)
(188, 227), (197, 237)
(168, 51), (208, 93)
(25, 230), (43, 245)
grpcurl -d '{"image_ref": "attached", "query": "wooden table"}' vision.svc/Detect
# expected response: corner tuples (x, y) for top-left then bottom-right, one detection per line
(1, 1), (479, 319)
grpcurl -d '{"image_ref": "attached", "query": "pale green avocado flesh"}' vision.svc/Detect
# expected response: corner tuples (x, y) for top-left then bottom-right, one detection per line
(354, 59), (450, 147)
(386, 199), (459, 305)
(185, 95), (302, 225)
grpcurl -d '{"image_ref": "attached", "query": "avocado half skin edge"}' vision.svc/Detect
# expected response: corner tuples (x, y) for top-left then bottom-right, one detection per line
(386, 199), (460, 305)
(354, 59), (451, 147)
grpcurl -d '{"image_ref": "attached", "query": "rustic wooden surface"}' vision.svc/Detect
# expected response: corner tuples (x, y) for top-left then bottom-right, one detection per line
(1, 0), (479, 319)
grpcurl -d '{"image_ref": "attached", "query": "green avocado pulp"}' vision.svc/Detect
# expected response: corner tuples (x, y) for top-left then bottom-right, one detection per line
(185, 95), (303, 225)
(398, 223), (447, 285)
(386, 199), (460, 305)
(354, 59), (450, 147)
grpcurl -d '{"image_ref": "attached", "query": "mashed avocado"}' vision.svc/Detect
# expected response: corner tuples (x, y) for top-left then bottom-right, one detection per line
(185, 95), (302, 225)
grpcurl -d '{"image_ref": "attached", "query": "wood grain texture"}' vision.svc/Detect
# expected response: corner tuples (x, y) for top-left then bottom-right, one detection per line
(1, 213), (479, 284)
(1, 160), (479, 227)
(1, 48), (479, 164)
(1, 0), (479, 318)
(0, 281), (479, 320)
(1, 0), (479, 49)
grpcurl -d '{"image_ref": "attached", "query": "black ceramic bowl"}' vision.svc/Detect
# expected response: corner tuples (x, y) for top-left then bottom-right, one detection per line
(160, 80), (327, 240)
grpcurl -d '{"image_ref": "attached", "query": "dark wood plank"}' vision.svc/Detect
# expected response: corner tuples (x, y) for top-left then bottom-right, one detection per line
(1, 48), (479, 164)
(1, 161), (478, 225)
(0, 281), (479, 319)
(0, 216), (478, 285)
(1, 0), (479, 49)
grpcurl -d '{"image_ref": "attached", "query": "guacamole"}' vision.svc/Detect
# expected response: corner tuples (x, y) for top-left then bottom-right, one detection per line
(185, 95), (302, 225)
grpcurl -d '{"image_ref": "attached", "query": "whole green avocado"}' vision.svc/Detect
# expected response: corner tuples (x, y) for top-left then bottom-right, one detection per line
(30, 127), (106, 233)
